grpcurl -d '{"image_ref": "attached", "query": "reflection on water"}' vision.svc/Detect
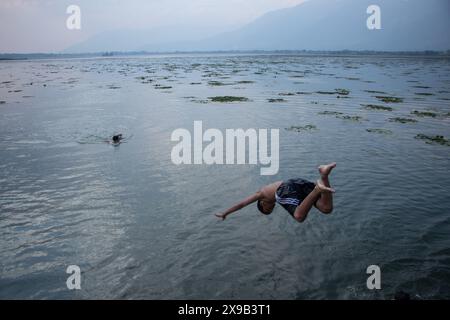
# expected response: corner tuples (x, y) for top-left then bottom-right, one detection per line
(0, 54), (449, 299)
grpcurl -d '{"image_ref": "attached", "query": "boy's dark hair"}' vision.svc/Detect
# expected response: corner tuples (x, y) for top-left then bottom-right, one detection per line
(257, 200), (269, 214)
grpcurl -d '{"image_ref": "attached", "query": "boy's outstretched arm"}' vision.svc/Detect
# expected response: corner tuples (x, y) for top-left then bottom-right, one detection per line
(215, 192), (262, 220)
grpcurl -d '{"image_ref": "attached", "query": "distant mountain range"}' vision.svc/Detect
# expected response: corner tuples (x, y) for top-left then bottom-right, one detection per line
(65, 0), (450, 53)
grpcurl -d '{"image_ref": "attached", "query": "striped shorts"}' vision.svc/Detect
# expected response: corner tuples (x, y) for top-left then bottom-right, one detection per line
(275, 178), (316, 216)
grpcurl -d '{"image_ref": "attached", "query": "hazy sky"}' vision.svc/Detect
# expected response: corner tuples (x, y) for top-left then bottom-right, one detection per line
(0, 0), (305, 53)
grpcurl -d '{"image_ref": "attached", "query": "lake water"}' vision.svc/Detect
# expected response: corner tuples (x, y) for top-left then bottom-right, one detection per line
(0, 54), (449, 299)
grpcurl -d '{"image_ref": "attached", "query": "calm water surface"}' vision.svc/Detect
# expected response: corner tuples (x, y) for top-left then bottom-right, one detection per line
(0, 54), (449, 299)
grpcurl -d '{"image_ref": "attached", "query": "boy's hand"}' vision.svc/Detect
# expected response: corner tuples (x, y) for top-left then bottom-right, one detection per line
(215, 213), (227, 221)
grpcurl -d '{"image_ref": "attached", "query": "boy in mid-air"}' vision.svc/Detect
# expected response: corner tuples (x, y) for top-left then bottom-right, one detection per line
(215, 163), (336, 223)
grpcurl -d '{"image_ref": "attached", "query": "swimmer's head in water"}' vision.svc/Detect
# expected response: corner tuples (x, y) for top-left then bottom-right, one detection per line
(257, 199), (274, 215)
(112, 134), (123, 142)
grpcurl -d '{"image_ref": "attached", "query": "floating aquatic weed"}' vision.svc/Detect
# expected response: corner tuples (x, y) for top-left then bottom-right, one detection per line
(108, 85), (121, 89)
(414, 92), (434, 96)
(190, 82), (202, 85)
(362, 104), (393, 111)
(316, 91), (336, 95)
(190, 99), (209, 104)
(278, 92), (296, 96)
(296, 91), (312, 95)
(285, 125), (317, 132)
(154, 84), (172, 89)
(0, 101), (5, 104)
(236, 80), (254, 84)
(336, 115), (364, 122)
(208, 81), (232, 86)
(364, 90), (387, 94)
(411, 110), (438, 117)
(318, 111), (344, 116)
(415, 134), (450, 146)
(208, 96), (249, 102)
(345, 77), (360, 81)
(366, 128), (393, 134)
(388, 117), (418, 124)
(375, 96), (403, 103)
(267, 98), (286, 103)
(335, 88), (350, 95)
(412, 85), (431, 89)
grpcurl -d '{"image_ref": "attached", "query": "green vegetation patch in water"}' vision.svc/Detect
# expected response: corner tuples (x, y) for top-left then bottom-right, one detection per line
(388, 117), (418, 124)
(365, 90), (387, 94)
(366, 128), (392, 135)
(209, 96), (249, 103)
(208, 81), (232, 86)
(335, 88), (350, 95)
(316, 91), (337, 95)
(267, 98), (286, 103)
(415, 134), (450, 146)
(285, 125), (317, 132)
(154, 84), (172, 89)
(318, 111), (344, 116)
(411, 85), (430, 89)
(190, 99), (209, 104)
(411, 110), (438, 117)
(375, 96), (403, 103)
(362, 104), (393, 111)
(336, 115), (364, 122)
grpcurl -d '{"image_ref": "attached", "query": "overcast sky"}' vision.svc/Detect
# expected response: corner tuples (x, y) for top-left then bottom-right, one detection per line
(0, 0), (305, 53)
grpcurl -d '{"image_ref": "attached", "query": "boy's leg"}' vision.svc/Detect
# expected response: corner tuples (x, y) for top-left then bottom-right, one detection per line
(293, 187), (322, 222)
(315, 163), (336, 214)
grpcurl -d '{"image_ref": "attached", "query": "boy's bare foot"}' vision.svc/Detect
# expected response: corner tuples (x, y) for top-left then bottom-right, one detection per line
(318, 162), (337, 178)
(316, 179), (335, 193)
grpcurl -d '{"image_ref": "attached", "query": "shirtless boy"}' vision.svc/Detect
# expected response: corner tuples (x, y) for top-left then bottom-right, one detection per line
(215, 163), (336, 223)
